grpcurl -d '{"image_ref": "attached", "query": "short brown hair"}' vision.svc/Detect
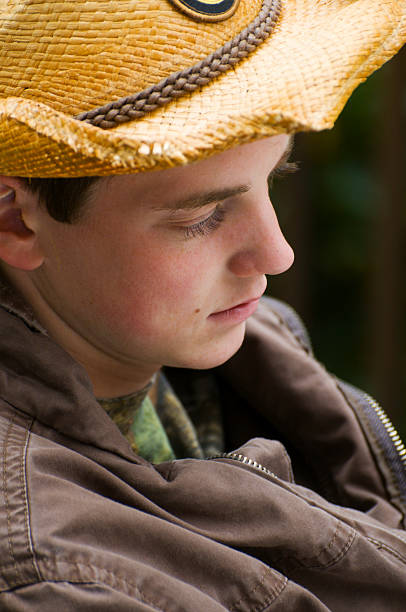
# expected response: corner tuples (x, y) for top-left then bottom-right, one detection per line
(21, 176), (99, 223)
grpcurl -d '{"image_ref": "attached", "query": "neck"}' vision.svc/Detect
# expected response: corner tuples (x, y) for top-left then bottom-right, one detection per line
(1, 265), (159, 398)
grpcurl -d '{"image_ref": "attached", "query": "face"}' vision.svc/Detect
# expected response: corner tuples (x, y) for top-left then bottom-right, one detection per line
(28, 135), (294, 391)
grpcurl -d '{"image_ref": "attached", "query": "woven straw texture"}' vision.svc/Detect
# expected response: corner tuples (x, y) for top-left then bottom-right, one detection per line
(0, 0), (405, 177)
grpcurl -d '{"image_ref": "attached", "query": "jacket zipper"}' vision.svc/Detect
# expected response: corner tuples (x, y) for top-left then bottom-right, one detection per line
(207, 452), (278, 479)
(364, 392), (406, 469)
(339, 381), (406, 507)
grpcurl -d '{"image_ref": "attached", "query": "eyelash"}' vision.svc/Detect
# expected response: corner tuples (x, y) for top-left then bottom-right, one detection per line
(184, 204), (226, 240)
(268, 161), (299, 187)
(182, 160), (299, 240)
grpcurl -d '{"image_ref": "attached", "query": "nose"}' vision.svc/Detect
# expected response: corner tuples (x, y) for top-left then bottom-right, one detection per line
(227, 195), (294, 278)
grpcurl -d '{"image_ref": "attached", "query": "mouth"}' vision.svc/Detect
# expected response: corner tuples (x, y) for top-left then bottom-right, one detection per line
(208, 294), (263, 324)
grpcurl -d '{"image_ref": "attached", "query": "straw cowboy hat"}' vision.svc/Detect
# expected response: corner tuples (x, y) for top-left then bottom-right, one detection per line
(0, 0), (405, 177)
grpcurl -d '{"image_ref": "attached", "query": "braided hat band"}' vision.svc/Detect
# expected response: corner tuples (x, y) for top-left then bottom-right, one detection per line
(77, 0), (281, 129)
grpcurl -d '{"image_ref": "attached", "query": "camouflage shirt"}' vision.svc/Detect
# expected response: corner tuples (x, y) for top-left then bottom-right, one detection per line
(98, 370), (224, 463)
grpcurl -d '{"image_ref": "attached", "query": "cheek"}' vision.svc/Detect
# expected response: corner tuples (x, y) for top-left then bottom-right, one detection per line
(98, 244), (212, 334)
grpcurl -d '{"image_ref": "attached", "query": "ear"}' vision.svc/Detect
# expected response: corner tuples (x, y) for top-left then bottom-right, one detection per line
(0, 176), (44, 271)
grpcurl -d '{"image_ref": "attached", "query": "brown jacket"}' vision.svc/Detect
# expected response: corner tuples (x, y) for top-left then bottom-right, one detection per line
(0, 280), (405, 611)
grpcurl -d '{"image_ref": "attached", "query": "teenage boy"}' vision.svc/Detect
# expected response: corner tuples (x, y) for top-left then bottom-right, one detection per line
(0, 1), (406, 609)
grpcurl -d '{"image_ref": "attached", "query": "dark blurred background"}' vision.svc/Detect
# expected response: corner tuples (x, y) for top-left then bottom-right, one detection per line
(269, 45), (406, 439)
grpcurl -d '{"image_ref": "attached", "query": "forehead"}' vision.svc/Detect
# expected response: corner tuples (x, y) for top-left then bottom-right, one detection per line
(99, 135), (290, 210)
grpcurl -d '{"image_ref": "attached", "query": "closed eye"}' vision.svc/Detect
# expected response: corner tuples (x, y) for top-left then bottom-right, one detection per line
(183, 204), (226, 239)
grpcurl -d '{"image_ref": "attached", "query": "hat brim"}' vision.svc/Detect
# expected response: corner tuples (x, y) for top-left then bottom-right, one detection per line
(1, 0), (405, 177)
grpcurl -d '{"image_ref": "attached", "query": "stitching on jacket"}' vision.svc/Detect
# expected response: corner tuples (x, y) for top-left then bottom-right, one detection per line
(0, 579), (165, 611)
(36, 555), (277, 610)
(312, 518), (342, 564)
(0, 579), (95, 594)
(298, 518), (342, 567)
(2, 417), (24, 584)
(367, 536), (406, 566)
(227, 569), (282, 612)
(262, 576), (288, 611)
(21, 420), (42, 582)
(35, 556), (185, 610)
(303, 523), (356, 571)
(0, 557), (45, 578)
(265, 298), (312, 355)
(270, 521), (356, 571)
(280, 511), (343, 566)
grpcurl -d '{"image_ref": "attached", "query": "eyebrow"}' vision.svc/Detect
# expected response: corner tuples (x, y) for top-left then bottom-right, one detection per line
(159, 184), (251, 211)
(156, 136), (293, 211)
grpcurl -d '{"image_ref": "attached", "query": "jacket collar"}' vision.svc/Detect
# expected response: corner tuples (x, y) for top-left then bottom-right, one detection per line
(0, 270), (46, 334)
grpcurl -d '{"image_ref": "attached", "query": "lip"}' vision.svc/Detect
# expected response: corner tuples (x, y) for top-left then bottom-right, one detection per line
(208, 295), (263, 324)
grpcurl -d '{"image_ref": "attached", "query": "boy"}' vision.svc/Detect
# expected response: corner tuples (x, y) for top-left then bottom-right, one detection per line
(0, 1), (406, 609)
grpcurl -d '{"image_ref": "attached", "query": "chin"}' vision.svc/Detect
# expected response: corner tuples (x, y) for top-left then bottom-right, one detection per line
(176, 323), (246, 371)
